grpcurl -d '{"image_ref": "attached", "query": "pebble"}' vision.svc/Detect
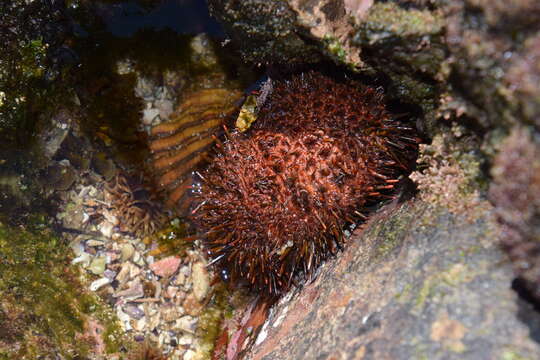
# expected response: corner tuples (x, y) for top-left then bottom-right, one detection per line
(88, 256), (107, 275)
(120, 243), (135, 261)
(69, 238), (85, 256)
(115, 262), (131, 284)
(165, 286), (178, 299)
(192, 262), (210, 301)
(58, 59), (232, 357)
(117, 307), (133, 331)
(86, 239), (105, 247)
(71, 252), (91, 266)
(161, 304), (180, 322)
(90, 277), (111, 291)
(175, 272), (186, 286)
(143, 108), (160, 125)
(114, 279), (144, 301)
(124, 304), (145, 320)
(178, 334), (194, 346)
(129, 263), (142, 279)
(183, 349), (196, 360)
(155, 98), (174, 119)
(150, 256), (181, 278)
(148, 312), (161, 331)
(99, 221), (114, 238)
(103, 269), (117, 280)
(183, 293), (204, 316)
(134, 317), (147, 332)
(172, 350), (185, 360)
(158, 331), (171, 346)
(133, 251), (145, 266)
(174, 316), (197, 334)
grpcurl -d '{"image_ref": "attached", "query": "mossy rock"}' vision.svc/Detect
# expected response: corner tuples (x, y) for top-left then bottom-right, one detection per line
(0, 222), (127, 358)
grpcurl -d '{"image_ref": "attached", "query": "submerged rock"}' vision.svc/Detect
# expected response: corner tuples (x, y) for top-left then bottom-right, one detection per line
(0, 222), (126, 358)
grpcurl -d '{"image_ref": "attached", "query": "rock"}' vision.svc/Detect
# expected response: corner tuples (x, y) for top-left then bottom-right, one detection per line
(143, 107), (160, 125)
(182, 293), (204, 317)
(86, 239), (105, 247)
(183, 349), (196, 360)
(98, 221), (114, 238)
(123, 304), (145, 320)
(150, 256), (181, 278)
(71, 252), (91, 267)
(191, 262), (210, 301)
(88, 256), (107, 275)
(190, 33), (219, 68)
(174, 316), (197, 334)
(91, 153), (116, 181)
(162, 304), (181, 322)
(36, 110), (72, 161)
(39, 161), (77, 191)
(103, 269), (117, 281)
(90, 277), (111, 291)
(154, 98), (174, 120)
(207, 0), (321, 65)
(245, 202), (540, 359)
(114, 279), (144, 301)
(133, 317), (146, 332)
(120, 243), (135, 261)
(178, 334), (194, 346)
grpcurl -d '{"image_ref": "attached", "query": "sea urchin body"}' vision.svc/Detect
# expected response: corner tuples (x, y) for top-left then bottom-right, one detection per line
(191, 71), (419, 295)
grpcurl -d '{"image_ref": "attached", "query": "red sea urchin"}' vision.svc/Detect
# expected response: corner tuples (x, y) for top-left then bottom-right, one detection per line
(191, 71), (419, 295)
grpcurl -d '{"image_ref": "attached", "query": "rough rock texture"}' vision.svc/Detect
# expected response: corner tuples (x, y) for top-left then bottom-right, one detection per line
(206, 1), (540, 358)
(490, 128), (540, 301)
(246, 202), (540, 360)
(207, 0), (322, 65)
(208, 0), (540, 132)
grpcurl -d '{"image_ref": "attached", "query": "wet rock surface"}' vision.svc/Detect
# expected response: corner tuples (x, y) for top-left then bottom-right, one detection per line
(2, 0), (540, 359)
(247, 202), (540, 360)
(207, 0), (322, 65)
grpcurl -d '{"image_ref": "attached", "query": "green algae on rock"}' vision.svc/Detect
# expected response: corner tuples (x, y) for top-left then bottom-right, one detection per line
(0, 221), (128, 358)
(244, 200), (539, 360)
(352, 2), (446, 118)
(0, 0), (73, 146)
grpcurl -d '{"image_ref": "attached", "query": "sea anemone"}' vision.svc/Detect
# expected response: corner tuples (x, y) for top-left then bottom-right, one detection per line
(191, 71), (419, 295)
(103, 174), (166, 237)
(148, 88), (243, 213)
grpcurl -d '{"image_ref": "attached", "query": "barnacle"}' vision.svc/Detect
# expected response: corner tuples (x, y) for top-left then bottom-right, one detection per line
(191, 71), (419, 295)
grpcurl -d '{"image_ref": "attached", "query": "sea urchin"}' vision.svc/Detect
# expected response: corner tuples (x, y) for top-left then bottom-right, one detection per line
(191, 71), (419, 295)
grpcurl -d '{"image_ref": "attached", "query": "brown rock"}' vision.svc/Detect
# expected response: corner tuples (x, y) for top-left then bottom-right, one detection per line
(183, 293), (204, 317)
(150, 256), (181, 278)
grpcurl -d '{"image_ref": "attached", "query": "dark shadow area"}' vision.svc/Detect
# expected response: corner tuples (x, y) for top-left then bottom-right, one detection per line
(513, 278), (540, 343)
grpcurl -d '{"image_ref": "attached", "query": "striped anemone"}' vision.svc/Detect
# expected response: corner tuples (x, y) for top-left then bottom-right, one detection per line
(148, 88), (243, 213)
